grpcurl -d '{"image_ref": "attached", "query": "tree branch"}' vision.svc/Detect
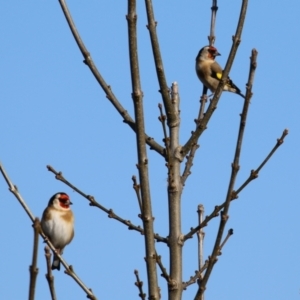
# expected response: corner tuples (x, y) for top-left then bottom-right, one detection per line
(44, 246), (57, 300)
(197, 205), (205, 279)
(144, 0), (176, 126)
(219, 228), (234, 253)
(155, 252), (170, 283)
(28, 218), (40, 300)
(167, 82), (183, 300)
(57, 0), (165, 157)
(181, 144), (199, 186)
(158, 103), (170, 160)
(127, 1), (159, 297)
(134, 270), (147, 300)
(208, 0), (218, 46)
(236, 128), (289, 194)
(132, 175), (143, 214)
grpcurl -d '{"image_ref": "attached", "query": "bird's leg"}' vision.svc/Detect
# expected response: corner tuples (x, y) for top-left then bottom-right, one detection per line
(53, 248), (61, 254)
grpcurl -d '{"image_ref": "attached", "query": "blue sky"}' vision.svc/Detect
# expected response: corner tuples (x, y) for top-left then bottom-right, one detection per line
(0, 1), (299, 299)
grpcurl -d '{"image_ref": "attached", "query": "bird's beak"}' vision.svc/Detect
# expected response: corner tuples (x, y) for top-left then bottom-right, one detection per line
(215, 51), (221, 56)
(69, 201), (73, 205)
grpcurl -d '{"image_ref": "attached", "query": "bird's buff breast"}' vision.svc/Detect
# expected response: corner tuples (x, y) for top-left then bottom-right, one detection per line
(42, 210), (74, 248)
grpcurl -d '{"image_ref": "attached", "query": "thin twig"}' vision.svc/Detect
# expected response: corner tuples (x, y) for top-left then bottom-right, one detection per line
(197, 90), (208, 122)
(197, 205), (205, 276)
(181, 144), (199, 186)
(44, 246), (57, 300)
(144, 0), (175, 126)
(208, 0), (218, 46)
(181, 84), (207, 186)
(219, 229), (234, 254)
(182, 261), (209, 290)
(132, 175), (143, 214)
(134, 270), (147, 300)
(197, 205), (205, 299)
(155, 253), (170, 283)
(0, 165), (35, 222)
(0, 162), (98, 300)
(47, 165), (167, 243)
(158, 103), (170, 159)
(57, 0), (164, 157)
(235, 128), (289, 195)
(28, 218), (40, 300)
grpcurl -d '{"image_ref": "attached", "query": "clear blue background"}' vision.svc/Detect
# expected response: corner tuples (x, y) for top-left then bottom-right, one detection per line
(0, 1), (299, 299)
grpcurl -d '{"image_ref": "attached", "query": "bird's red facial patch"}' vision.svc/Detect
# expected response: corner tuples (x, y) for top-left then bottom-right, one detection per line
(58, 194), (71, 208)
(208, 47), (219, 59)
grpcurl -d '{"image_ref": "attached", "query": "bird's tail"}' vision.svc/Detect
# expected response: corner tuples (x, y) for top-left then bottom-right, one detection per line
(52, 254), (61, 271)
(237, 91), (245, 99)
(226, 77), (245, 99)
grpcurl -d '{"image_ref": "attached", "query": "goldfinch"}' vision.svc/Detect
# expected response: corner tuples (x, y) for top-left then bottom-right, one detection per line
(41, 192), (74, 270)
(196, 45), (245, 98)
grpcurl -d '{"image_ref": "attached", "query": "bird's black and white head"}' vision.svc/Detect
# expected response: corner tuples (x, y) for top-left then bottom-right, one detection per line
(196, 45), (221, 61)
(48, 192), (72, 211)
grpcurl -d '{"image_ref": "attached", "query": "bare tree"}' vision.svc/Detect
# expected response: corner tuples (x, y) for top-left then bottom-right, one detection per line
(0, 1), (287, 300)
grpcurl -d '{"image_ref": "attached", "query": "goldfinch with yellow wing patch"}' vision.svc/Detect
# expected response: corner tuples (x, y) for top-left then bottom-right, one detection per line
(196, 45), (245, 98)
(41, 192), (74, 270)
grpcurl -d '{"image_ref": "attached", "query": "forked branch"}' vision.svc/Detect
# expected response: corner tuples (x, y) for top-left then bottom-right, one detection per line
(47, 165), (167, 243)
(183, 228), (233, 291)
(184, 127), (288, 241)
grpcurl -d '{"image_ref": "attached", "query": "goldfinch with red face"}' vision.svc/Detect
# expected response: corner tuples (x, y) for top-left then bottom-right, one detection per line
(41, 192), (74, 270)
(196, 45), (245, 98)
